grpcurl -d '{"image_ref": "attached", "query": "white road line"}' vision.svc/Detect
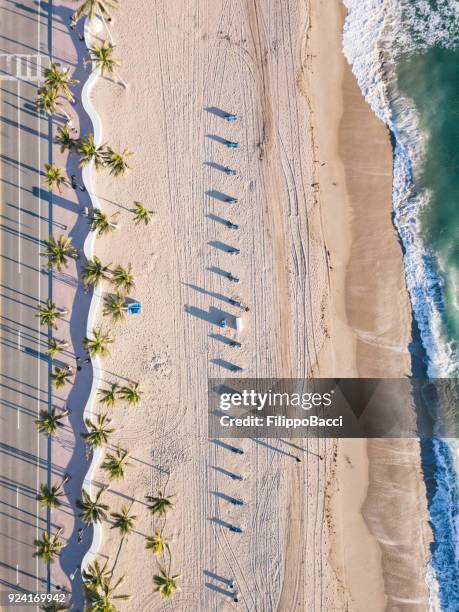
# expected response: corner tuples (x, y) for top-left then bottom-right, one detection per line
(38, 0), (41, 55)
(17, 329), (21, 350)
(17, 79), (21, 273)
(16, 486), (19, 507)
(36, 73), (42, 593)
(16, 564), (19, 584)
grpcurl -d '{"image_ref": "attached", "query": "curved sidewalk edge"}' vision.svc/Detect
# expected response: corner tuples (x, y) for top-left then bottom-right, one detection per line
(80, 15), (105, 574)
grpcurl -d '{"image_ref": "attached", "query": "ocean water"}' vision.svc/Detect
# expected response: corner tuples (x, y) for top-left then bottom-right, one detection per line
(342, 0), (459, 610)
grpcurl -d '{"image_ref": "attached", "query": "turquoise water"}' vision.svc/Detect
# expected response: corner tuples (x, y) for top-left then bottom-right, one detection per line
(396, 46), (459, 611)
(398, 48), (459, 344)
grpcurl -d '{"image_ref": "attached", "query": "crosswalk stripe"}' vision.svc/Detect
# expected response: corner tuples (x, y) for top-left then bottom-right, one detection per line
(0, 54), (50, 81)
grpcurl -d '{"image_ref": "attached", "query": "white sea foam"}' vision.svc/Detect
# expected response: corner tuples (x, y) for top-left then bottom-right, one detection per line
(342, 0), (459, 607)
(342, 0), (459, 379)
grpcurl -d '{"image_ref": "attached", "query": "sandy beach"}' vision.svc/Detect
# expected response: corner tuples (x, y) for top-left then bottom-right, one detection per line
(310, 1), (433, 610)
(58, 0), (434, 610)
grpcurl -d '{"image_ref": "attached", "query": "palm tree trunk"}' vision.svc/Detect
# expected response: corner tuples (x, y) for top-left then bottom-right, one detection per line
(166, 542), (172, 574)
(114, 70), (128, 89)
(98, 12), (114, 45)
(110, 536), (125, 577)
(57, 103), (72, 127)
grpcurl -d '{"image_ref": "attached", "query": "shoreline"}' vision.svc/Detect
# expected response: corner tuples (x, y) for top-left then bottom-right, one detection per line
(310, 0), (432, 609)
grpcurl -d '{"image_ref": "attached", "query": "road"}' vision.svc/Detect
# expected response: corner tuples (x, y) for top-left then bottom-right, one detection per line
(0, 0), (51, 605)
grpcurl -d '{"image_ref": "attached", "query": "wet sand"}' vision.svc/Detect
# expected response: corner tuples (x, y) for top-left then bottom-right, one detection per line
(310, 1), (432, 610)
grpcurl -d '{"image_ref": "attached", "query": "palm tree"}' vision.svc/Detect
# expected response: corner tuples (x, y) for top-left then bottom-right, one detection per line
(51, 365), (73, 389)
(88, 40), (127, 87)
(36, 407), (70, 436)
(119, 382), (142, 407)
(55, 124), (77, 153)
(73, 0), (119, 44)
(101, 447), (133, 481)
(40, 602), (70, 612)
(36, 482), (65, 509)
(145, 529), (169, 557)
(44, 63), (79, 102)
(81, 413), (114, 448)
(111, 264), (135, 294)
(84, 327), (114, 357)
(104, 147), (133, 176)
(33, 531), (63, 564)
(103, 293), (126, 323)
(36, 299), (67, 329)
(42, 235), (78, 271)
(146, 490), (176, 518)
(82, 256), (110, 289)
(132, 201), (154, 225)
(98, 382), (119, 408)
(46, 338), (69, 359)
(76, 487), (109, 526)
(90, 208), (119, 236)
(110, 505), (137, 537)
(77, 133), (107, 170)
(85, 575), (131, 611)
(41, 602), (70, 612)
(36, 86), (72, 124)
(109, 504), (137, 575)
(44, 163), (69, 193)
(153, 567), (181, 600)
(82, 558), (111, 593)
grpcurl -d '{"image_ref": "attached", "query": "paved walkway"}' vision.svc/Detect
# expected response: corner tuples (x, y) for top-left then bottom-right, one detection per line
(48, 2), (98, 607)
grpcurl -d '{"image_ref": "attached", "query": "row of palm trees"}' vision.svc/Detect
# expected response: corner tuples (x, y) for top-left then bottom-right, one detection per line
(35, 2), (181, 608)
(34, 482), (180, 601)
(34, 394), (180, 602)
(53, 127), (133, 178)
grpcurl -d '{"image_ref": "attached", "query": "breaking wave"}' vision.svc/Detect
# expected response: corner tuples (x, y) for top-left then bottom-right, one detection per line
(342, 1), (459, 609)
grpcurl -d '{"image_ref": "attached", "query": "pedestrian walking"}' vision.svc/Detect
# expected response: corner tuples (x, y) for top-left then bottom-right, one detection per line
(71, 175), (86, 192)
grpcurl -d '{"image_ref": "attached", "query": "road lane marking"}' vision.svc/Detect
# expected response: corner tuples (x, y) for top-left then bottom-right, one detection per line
(37, 60), (42, 593)
(16, 486), (19, 507)
(16, 564), (19, 584)
(17, 79), (21, 273)
(16, 327), (21, 428)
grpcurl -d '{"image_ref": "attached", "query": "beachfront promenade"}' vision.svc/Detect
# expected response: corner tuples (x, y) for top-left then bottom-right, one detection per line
(0, 0), (50, 598)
